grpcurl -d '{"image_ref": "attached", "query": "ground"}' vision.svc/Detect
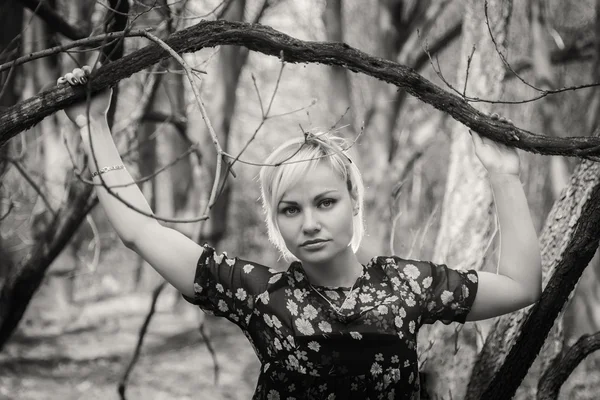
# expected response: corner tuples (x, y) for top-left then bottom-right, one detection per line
(0, 292), (260, 400)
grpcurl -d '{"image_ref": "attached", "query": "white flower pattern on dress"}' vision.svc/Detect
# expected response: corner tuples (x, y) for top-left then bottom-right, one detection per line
(184, 245), (478, 400)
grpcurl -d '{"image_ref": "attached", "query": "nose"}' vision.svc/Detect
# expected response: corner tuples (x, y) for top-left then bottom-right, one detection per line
(302, 209), (321, 234)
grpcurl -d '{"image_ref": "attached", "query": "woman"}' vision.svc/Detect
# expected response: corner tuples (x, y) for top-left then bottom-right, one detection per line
(58, 66), (542, 399)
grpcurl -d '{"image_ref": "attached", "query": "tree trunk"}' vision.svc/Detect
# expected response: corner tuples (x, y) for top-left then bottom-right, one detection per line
(562, 0), (600, 347)
(196, 0), (247, 248)
(322, 0), (355, 135)
(0, 0), (23, 283)
(20, 5), (78, 332)
(0, 0), (126, 348)
(419, 1), (512, 399)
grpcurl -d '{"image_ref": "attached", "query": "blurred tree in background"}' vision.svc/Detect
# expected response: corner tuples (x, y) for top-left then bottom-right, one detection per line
(1, 0), (600, 399)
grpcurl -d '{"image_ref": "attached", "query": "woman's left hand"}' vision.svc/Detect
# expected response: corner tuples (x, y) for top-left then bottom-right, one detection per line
(470, 114), (520, 176)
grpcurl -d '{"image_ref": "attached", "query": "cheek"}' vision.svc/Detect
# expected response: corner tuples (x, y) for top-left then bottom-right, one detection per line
(276, 217), (296, 242)
(330, 204), (355, 236)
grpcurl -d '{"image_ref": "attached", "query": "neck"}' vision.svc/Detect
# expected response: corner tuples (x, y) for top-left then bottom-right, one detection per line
(300, 246), (363, 288)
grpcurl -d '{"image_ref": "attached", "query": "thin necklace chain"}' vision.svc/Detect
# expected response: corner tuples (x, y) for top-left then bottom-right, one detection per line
(309, 281), (358, 314)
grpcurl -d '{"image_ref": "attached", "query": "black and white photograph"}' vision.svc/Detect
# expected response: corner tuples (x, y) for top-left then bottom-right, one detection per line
(1, 0), (599, 399)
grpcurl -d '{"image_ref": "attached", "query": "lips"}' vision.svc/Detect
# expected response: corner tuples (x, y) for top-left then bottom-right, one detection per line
(301, 239), (329, 247)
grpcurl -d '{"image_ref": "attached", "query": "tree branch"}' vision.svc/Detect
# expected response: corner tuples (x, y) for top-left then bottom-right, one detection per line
(537, 331), (600, 400)
(1, 20), (600, 158)
(17, 0), (90, 40)
(143, 110), (187, 135)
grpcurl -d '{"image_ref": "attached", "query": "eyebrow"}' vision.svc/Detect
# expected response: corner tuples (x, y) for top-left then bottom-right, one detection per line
(279, 190), (339, 205)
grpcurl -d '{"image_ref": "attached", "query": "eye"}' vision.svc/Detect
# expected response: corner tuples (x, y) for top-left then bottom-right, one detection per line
(319, 198), (337, 208)
(280, 206), (300, 216)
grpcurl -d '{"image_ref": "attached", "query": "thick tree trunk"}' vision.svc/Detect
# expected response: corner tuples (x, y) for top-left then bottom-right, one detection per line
(21, 6), (78, 332)
(0, 0), (23, 282)
(562, 0), (600, 346)
(419, 1), (512, 398)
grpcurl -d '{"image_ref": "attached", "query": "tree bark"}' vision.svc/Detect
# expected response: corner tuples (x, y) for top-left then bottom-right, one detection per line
(537, 331), (600, 400)
(420, 1), (512, 398)
(0, 0), (24, 287)
(0, 181), (97, 349)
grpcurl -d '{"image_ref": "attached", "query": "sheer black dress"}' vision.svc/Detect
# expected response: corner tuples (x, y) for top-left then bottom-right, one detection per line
(184, 245), (478, 400)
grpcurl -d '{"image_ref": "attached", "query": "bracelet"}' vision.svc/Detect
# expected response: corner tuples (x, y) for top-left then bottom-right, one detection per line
(91, 164), (125, 178)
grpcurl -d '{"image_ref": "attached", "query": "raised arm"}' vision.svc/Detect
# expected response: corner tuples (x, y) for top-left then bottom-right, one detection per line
(59, 67), (202, 297)
(465, 119), (543, 321)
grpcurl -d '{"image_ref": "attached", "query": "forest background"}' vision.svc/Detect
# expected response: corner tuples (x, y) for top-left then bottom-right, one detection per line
(1, 0), (600, 399)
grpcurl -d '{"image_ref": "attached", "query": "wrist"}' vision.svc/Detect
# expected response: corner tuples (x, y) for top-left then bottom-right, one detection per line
(75, 113), (107, 129)
(78, 116), (109, 135)
(488, 171), (521, 185)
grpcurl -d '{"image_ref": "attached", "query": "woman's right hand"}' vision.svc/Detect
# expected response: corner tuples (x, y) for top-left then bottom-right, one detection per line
(57, 65), (112, 127)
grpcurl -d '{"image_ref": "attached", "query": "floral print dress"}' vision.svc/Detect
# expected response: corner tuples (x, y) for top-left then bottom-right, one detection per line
(183, 245), (478, 400)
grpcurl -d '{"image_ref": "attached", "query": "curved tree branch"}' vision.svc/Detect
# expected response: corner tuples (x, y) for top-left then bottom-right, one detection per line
(537, 331), (600, 400)
(1, 20), (600, 158)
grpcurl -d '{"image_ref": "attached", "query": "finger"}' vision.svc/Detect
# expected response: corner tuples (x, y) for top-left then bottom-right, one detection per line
(73, 68), (87, 84)
(57, 76), (68, 86)
(490, 113), (500, 120)
(64, 72), (79, 85)
(82, 65), (92, 76)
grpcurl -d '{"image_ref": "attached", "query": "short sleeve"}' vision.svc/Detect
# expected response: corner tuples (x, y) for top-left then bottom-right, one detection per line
(385, 257), (478, 325)
(182, 244), (276, 329)
(417, 261), (478, 325)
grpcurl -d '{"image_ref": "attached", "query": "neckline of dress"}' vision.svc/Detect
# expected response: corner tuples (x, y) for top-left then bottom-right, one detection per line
(291, 260), (369, 291)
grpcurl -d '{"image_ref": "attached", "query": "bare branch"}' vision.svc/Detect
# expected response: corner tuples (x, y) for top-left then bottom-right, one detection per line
(6, 157), (56, 217)
(0, 199), (14, 222)
(199, 321), (220, 385)
(537, 331), (600, 400)
(0, 29), (152, 74)
(118, 281), (166, 400)
(3, 20), (600, 160)
(143, 110), (187, 134)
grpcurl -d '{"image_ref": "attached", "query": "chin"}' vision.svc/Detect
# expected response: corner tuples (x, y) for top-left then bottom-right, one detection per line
(297, 246), (341, 265)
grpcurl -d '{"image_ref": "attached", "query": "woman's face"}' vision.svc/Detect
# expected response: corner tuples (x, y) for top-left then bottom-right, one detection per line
(276, 162), (356, 265)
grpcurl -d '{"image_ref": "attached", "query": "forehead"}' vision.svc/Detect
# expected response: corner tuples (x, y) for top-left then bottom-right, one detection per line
(279, 162), (346, 201)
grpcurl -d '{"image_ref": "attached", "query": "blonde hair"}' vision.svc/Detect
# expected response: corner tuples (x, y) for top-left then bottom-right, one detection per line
(259, 132), (365, 260)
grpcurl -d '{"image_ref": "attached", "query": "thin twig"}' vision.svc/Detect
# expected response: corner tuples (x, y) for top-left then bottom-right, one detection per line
(463, 46), (476, 96)
(0, 29), (154, 74)
(251, 73), (265, 117)
(0, 200), (14, 221)
(118, 281), (167, 400)
(141, 31), (227, 212)
(7, 157), (56, 217)
(483, 0), (541, 92)
(420, 12), (600, 106)
(199, 320), (220, 385)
